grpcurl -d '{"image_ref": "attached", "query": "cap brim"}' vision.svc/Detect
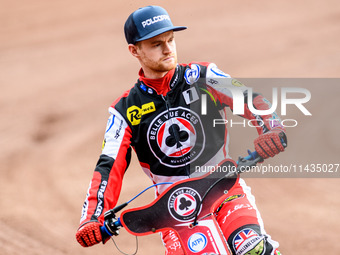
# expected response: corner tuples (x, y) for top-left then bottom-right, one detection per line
(135, 26), (187, 42)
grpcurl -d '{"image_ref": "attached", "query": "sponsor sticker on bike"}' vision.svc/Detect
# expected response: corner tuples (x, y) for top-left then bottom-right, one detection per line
(188, 233), (207, 253)
(168, 187), (202, 222)
(232, 228), (265, 255)
(215, 194), (245, 213)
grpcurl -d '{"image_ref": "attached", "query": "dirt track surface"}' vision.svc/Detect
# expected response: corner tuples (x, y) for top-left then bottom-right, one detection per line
(1, 1), (339, 254)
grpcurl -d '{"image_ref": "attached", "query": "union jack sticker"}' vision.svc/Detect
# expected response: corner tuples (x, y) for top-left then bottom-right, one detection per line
(233, 228), (265, 255)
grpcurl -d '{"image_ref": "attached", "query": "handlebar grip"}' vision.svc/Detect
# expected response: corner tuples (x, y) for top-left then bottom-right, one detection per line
(101, 225), (113, 240)
(100, 217), (122, 241)
(243, 150), (259, 161)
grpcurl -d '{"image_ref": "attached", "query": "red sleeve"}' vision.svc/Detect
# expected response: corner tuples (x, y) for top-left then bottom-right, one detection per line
(79, 108), (132, 227)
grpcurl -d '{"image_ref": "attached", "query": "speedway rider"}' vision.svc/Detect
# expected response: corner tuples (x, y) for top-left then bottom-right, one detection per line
(76, 6), (286, 255)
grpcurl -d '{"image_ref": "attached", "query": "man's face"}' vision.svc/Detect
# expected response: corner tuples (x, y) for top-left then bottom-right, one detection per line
(132, 31), (177, 78)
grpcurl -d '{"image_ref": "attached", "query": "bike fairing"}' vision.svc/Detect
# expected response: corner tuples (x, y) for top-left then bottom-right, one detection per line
(79, 62), (283, 254)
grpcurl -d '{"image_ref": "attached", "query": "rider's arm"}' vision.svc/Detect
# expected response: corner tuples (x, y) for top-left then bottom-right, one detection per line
(204, 63), (287, 158)
(76, 107), (132, 247)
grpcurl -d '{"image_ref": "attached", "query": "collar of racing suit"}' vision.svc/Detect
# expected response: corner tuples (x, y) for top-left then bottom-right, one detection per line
(138, 66), (177, 96)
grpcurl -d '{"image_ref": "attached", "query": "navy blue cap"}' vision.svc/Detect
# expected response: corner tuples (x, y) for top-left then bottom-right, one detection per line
(124, 6), (187, 44)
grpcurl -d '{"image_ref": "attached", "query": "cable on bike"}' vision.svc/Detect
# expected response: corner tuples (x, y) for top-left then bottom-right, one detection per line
(107, 182), (175, 215)
(103, 182), (174, 255)
(192, 176), (225, 226)
(127, 182), (174, 204)
(192, 171), (237, 226)
(111, 235), (138, 255)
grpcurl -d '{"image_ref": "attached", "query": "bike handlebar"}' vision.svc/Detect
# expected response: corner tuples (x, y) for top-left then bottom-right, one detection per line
(101, 217), (122, 241)
(242, 150), (259, 161)
(100, 182), (173, 240)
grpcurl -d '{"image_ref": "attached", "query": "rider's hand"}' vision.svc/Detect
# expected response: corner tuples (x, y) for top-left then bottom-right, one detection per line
(76, 222), (103, 247)
(254, 129), (287, 159)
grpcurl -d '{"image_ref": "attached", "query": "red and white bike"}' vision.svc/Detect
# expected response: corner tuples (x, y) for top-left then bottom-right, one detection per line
(101, 150), (263, 255)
